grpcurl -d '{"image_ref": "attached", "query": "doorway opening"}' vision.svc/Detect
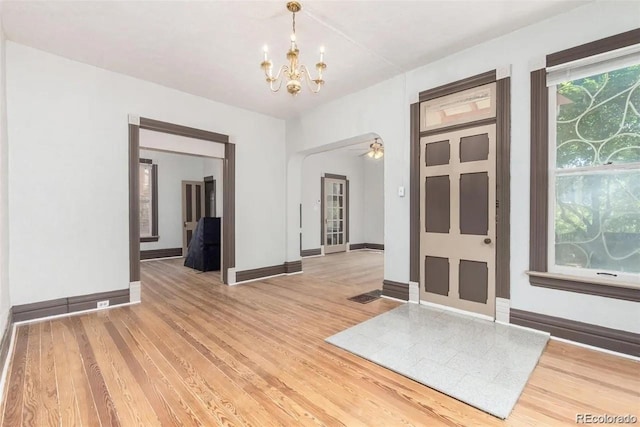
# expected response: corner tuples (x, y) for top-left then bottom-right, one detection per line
(411, 70), (511, 319)
(128, 116), (235, 293)
(299, 137), (385, 286)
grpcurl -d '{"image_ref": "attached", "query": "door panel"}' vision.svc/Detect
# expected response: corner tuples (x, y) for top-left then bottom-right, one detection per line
(419, 124), (496, 318)
(182, 180), (205, 256)
(323, 177), (347, 254)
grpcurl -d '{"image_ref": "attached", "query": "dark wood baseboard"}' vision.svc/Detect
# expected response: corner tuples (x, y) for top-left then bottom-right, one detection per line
(284, 261), (302, 274)
(300, 248), (321, 257)
(12, 289), (131, 322)
(236, 260), (304, 283)
(510, 308), (640, 357)
(236, 265), (286, 282)
(382, 280), (409, 301)
(350, 243), (384, 251)
(364, 243), (384, 250)
(0, 308), (13, 378)
(140, 247), (182, 260)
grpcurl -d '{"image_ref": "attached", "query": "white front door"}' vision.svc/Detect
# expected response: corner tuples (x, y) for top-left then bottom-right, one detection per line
(419, 124), (496, 318)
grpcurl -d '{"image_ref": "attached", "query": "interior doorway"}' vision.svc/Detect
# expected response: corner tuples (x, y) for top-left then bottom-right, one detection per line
(182, 180), (205, 255)
(322, 176), (348, 254)
(128, 116), (235, 286)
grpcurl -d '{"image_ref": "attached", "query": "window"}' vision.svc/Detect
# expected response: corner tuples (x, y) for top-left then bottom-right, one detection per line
(139, 159), (158, 242)
(529, 29), (640, 300)
(549, 61), (640, 282)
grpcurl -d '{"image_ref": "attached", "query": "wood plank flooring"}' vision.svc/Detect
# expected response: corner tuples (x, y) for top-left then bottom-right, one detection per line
(1, 251), (638, 426)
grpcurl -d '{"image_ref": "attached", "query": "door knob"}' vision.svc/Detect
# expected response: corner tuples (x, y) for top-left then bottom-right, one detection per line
(484, 238), (492, 244)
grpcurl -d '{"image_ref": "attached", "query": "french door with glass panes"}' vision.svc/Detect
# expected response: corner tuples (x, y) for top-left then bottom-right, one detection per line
(323, 177), (347, 254)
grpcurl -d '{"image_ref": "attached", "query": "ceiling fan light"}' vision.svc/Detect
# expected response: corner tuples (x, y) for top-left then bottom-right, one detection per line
(367, 151), (375, 158)
(374, 151), (383, 159)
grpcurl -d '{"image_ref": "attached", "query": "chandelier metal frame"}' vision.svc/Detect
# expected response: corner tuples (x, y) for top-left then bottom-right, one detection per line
(260, 1), (326, 95)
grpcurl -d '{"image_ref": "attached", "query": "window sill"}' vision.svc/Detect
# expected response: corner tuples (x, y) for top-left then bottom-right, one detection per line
(140, 236), (159, 243)
(526, 271), (640, 302)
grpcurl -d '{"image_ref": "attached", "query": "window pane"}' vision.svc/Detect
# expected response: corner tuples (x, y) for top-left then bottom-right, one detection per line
(555, 64), (640, 169)
(555, 170), (640, 273)
(420, 83), (496, 131)
(139, 163), (153, 237)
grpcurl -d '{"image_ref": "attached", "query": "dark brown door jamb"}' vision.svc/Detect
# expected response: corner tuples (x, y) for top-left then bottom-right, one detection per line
(128, 116), (234, 284)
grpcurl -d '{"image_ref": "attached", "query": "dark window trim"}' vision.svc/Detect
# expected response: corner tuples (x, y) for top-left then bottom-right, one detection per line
(410, 70), (511, 300)
(546, 28), (640, 68)
(139, 159), (159, 242)
(529, 31), (640, 300)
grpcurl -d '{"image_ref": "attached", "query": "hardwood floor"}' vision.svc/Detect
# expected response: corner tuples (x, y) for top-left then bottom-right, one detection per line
(1, 251), (638, 426)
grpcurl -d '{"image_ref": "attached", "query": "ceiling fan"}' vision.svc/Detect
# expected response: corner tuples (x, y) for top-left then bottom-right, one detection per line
(364, 138), (384, 159)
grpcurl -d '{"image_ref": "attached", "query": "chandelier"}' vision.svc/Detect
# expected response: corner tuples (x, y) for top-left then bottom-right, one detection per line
(367, 139), (384, 159)
(260, 1), (326, 95)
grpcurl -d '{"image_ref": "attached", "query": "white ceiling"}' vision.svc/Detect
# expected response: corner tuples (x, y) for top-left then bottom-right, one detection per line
(1, 0), (587, 119)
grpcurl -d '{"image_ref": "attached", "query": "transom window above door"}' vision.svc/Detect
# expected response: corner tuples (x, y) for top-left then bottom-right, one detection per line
(420, 83), (496, 132)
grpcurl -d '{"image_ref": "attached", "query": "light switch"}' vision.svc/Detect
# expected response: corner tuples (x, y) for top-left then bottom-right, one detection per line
(398, 186), (405, 197)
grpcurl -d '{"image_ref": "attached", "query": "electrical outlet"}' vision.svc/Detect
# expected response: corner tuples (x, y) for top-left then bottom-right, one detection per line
(97, 300), (109, 309)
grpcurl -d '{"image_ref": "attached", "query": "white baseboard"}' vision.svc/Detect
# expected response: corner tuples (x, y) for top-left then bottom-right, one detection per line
(13, 301), (140, 327)
(495, 297), (510, 323)
(129, 281), (141, 303)
(286, 271), (303, 276)
(233, 273), (286, 285)
(409, 281), (419, 304)
(381, 295), (408, 303)
(549, 336), (640, 362)
(495, 320), (550, 336)
(227, 267), (236, 285)
(419, 300), (494, 322)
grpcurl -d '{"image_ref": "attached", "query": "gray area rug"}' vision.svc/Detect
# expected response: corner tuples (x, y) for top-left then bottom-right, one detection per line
(326, 303), (549, 419)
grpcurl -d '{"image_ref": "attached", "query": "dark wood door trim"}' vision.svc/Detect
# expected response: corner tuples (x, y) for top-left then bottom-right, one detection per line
(129, 116), (234, 284)
(409, 70), (511, 301)
(419, 70), (496, 102)
(409, 103), (420, 283)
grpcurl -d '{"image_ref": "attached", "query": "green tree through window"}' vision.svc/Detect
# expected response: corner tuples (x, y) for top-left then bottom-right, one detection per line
(553, 64), (640, 274)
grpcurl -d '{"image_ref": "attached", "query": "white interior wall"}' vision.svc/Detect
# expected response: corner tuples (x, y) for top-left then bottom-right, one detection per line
(0, 20), (11, 331)
(287, 2), (640, 333)
(6, 42), (286, 305)
(363, 158), (384, 245)
(301, 151), (364, 250)
(139, 149), (212, 251)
